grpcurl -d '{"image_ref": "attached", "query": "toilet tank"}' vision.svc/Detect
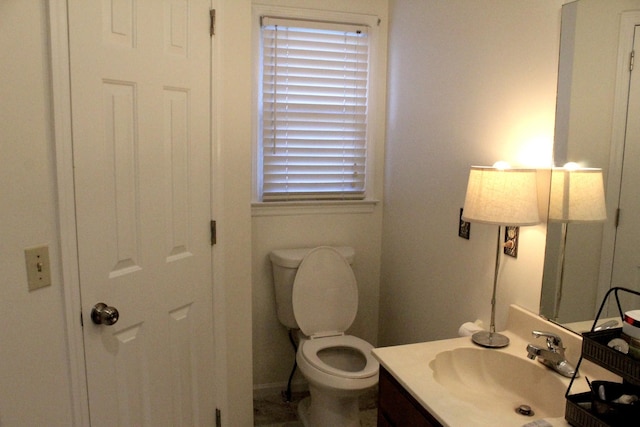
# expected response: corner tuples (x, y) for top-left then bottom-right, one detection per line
(269, 246), (355, 330)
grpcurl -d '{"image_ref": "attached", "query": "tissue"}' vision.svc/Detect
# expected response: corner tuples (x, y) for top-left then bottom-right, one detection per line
(458, 320), (484, 337)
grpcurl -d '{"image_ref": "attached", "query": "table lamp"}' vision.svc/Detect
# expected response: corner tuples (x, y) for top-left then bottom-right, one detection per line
(462, 164), (540, 348)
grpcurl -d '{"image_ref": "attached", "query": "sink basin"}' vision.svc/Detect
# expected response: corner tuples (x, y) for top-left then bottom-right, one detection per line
(429, 347), (567, 420)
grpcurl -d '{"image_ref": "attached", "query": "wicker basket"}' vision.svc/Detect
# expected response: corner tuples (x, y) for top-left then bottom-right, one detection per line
(581, 328), (640, 386)
(565, 393), (609, 427)
(565, 328), (640, 426)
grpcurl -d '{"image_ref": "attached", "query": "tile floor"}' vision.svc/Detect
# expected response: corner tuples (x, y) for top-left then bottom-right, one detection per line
(253, 388), (378, 427)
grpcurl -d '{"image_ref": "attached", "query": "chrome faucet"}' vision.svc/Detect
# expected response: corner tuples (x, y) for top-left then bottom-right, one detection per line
(526, 330), (577, 378)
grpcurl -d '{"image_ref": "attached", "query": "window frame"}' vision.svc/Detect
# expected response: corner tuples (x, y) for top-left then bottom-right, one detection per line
(251, 5), (381, 210)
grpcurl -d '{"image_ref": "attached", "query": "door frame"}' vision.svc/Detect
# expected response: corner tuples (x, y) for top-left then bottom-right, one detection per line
(48, 1), (224, 425)
(48, 1), (89, 424)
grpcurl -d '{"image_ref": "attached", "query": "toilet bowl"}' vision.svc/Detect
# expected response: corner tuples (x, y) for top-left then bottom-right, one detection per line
(297, 334), (378, 426)
(269, 246), (379, 427)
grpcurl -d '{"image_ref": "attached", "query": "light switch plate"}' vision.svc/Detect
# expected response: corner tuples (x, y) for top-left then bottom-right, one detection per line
(25, 245), (52, 291)
(458, 208), (470, 239)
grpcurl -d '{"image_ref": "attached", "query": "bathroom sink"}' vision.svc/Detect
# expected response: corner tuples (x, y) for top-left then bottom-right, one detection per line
(429, 347), (567, 419)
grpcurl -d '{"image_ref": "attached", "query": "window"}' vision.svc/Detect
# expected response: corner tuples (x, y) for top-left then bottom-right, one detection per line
(258, 16), (371, 202)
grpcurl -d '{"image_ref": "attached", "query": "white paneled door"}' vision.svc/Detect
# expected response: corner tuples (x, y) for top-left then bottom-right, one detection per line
(67, 1), (215, 425)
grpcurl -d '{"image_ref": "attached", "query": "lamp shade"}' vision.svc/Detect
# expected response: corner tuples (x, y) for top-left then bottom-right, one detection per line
(462, 166), (540, 226)
(548, 167), (606, 223)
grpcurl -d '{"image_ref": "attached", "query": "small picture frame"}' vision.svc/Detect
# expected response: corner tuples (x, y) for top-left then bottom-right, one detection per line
(504, 226), (519, 258)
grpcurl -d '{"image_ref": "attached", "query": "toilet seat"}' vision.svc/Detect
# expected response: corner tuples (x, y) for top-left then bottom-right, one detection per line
(286, 246), (379, 426)
(292, 247), (358, 338)
(300, 334), (378, 379)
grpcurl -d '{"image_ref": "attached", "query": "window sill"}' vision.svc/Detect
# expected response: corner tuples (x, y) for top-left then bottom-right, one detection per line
(251, 199), (380, 217)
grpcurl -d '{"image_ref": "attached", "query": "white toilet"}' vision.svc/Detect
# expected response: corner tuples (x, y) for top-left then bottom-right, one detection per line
(269, 246), (379, 427)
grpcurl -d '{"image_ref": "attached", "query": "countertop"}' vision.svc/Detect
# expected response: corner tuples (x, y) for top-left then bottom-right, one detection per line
(372, 305), (615, 427)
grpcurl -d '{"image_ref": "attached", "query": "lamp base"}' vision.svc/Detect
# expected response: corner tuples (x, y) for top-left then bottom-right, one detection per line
(471, 331), (510, 348)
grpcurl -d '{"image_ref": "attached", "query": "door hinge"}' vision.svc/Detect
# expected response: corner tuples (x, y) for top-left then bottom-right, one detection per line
(210, 220), (217, 245)
(80, 311), (84, 327)
(631, 50), (635, 72)
(210, 9), (216, 36)
(615, 208), (621, 227)
(215, 408), (221, 427)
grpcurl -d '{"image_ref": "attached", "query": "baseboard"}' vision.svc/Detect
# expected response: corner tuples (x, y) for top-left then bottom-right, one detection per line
(253, 380), (309, 399)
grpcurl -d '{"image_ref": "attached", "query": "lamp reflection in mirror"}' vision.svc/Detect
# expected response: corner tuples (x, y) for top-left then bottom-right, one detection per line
(462, 164), (540, 348)
(548, 163), (606, 320)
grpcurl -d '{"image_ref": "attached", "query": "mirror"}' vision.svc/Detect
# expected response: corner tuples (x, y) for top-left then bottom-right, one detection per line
(540, 0), (640, 332)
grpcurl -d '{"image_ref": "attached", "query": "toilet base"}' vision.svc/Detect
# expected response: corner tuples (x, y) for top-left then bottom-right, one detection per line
(297, 397), (312, 427)
(297, 385), (362, 427)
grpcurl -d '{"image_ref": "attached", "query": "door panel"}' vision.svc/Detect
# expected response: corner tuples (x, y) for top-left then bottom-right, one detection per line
(68, 1), (214, 425)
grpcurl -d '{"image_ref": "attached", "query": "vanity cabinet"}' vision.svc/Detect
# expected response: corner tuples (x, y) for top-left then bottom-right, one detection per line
(377, 366), (443, 427)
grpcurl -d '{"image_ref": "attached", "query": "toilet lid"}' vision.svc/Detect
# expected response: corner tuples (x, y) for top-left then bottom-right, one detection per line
(292, 247), (357, 337)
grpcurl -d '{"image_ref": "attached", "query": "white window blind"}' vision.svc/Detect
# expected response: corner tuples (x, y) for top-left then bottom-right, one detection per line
(260, 17), (370, 201)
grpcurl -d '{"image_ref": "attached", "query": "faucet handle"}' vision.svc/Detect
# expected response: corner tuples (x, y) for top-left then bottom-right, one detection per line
(532, 330), (563, 348)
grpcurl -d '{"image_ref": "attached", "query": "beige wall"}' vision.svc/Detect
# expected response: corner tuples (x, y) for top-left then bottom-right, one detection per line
(379, 0), (564, 346)
(0, 1), (74, 424)
(213, 1), (254, 424)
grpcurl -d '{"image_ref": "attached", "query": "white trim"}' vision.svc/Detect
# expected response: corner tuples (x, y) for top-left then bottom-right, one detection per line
(597, 12), (640, 313)
(252, 199), (378, 217)
(210, 0), (234, 424)
(251, 4), (381, 203)
(48, 1), (90, 425)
